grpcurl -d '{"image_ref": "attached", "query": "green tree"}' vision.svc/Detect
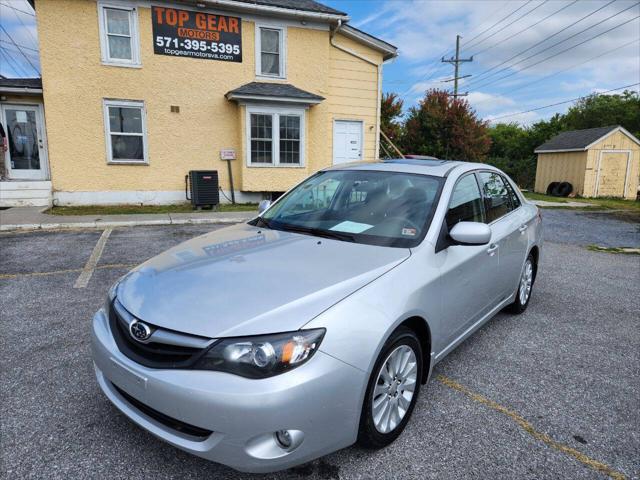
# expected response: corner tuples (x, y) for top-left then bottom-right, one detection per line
(402, 89), (491, 160)
(380, 92), (404, 158)
(562, 90), (640, 138)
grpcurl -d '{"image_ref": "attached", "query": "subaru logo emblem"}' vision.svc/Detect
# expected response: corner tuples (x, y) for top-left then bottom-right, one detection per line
(129, 320), (152, 342)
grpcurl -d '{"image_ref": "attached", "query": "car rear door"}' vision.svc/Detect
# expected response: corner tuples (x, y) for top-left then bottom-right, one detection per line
(477, 171), (529, 299)
(436, 173), (500, 346)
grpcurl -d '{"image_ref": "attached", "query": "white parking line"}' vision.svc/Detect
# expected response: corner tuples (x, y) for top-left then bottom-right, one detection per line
(73, 228), (113, 289)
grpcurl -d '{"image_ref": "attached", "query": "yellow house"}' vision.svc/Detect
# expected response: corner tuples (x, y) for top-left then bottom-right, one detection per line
(534, 125), (640, 200)
(2, 0), (396, 206)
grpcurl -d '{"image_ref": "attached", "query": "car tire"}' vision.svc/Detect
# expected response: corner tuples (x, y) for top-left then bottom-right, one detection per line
(546, 182), (559, 195)
(357, 326), (423, 449)
(556, 182), (573, 197)
(507, 253), (536, 314)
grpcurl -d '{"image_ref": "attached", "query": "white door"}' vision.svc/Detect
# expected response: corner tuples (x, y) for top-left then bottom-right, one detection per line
(333, 120), (362, 165)
(1, 104), (49, 180)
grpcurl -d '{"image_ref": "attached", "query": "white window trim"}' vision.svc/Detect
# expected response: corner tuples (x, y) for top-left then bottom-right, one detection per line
(245, 105), (305, 167)
(97, 1), (141, 68)
(255, 23), (287, 79)
(103, 99), (149, 165)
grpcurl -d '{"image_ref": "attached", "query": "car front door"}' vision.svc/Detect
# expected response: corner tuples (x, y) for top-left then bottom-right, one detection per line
(436, 173), (500, 346)
(477, 171), (529, 299)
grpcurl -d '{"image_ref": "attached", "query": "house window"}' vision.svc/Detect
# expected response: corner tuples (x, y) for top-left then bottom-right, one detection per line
(256, 26), (285, 78)
(103, 100), (147, 164)
(250, 114), (273, 164)
(279, 115), (300, 164)
(98, 3), (140, 66)
(247, 107), (304, 166)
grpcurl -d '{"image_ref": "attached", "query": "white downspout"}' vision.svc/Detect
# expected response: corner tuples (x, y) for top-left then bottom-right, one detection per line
(330, 20), (383, 160)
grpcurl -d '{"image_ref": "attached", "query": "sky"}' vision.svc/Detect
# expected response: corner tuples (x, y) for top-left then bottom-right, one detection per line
(0, 0), (638, 125)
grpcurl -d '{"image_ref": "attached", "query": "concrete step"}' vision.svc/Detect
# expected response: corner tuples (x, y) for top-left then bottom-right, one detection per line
(0, 181), (52, 207)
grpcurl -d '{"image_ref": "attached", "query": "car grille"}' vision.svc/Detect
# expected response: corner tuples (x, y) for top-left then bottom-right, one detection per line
(108, 299), (215, 369)
(112, 383), (213, 439)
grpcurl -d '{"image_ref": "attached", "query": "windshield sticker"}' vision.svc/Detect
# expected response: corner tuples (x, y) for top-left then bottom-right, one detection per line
(330, 221), (373, 234)
(401, 228), (417, 237)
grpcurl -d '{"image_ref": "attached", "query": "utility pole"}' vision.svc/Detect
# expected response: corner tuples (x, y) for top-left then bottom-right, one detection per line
(441, 35), (473, 97)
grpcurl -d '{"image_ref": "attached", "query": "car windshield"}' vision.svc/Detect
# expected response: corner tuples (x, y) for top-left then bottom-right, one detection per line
(253, 170), (444, 247)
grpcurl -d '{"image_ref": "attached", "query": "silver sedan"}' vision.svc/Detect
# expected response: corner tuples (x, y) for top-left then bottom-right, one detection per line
(91, 159), (542, 473)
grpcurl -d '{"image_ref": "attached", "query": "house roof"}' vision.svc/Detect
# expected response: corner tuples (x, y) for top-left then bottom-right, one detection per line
(0, 77), (42, 94)
(534, 125), (640, 153)
(226, 81), (324, 104)
(338, 24), (398, 60)
(232, 0), (346, 16)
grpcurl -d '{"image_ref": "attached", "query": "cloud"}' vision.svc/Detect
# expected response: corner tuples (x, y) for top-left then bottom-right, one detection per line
(359, 0), (639, 120)
(467, 91), (515, 109)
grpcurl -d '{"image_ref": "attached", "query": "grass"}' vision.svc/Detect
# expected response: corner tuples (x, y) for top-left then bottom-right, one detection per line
(587, 245), (640, 255)
(523, 192), (640, 212)
(45, 203), (258, 216)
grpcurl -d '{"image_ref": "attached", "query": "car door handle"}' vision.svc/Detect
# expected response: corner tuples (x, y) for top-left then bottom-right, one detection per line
(518, 224), (528, 234)
(487, 244), (499, 256)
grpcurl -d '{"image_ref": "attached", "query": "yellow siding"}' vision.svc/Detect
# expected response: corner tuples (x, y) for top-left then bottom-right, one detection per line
(34, 0), (385, 200)
(328, 33), (383, 162)
(534, 152), (587, 195)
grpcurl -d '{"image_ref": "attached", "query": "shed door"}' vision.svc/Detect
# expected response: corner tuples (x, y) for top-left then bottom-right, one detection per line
(333, 120), (362, 165)
(597, 152), (629, 198)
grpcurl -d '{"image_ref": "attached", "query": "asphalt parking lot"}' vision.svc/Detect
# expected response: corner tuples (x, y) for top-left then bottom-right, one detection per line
(1, 210), (638, 479)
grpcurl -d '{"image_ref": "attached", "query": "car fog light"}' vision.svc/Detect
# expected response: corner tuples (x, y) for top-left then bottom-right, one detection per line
(275, 429), (292, 449)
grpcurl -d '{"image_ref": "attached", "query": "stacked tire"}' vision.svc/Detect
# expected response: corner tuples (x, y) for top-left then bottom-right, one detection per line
(546, 182), (572, 197)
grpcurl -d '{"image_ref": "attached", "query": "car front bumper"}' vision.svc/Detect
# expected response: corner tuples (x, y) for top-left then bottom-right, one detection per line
(91, 308), (366, 473)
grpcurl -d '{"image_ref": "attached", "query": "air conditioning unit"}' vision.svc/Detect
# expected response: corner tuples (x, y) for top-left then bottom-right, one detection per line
(186, 170), (219, 208)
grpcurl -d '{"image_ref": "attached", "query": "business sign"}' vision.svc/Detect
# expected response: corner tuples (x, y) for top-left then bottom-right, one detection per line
(220, 148), (236, 160)
(152, 7), (242, 62)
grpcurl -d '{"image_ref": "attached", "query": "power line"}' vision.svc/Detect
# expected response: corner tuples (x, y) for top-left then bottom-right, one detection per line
(0, 47), (29, 76)
(397, 0), (525, 98)
(0, 2), (35, 17)
(0, 24), (39, 75)
(461, 0), (534, 49)
(6, 0), (38, 45)
(470, 13), (640, 91)
(499, 38), (640, 97)
(0, 41), (39, 59)
(488, 82), (640, 121)
(464, 0), (549, 53)
(466, 0), (618, 88)
(470, 0), (579, 57)
(0, 38), (38, 53)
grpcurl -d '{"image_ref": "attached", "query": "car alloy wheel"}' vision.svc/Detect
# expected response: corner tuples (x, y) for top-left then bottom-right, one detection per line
(358, 327), (423, 448)
(372, 345), (417, 434)
(519, 259), (534, 306)
(507, 253), (536, 314)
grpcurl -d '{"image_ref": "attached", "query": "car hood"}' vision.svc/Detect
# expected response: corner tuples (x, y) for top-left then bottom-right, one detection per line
(116, 223), (410, 338)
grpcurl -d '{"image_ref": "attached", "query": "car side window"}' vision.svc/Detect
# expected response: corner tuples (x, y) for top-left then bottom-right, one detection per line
(446, 174), (485, 230)
(503, 176), (521, 210)
(478, 172), (513, 223)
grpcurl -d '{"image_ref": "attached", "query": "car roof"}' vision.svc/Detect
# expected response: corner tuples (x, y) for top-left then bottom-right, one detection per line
(325, 158), (493, 178)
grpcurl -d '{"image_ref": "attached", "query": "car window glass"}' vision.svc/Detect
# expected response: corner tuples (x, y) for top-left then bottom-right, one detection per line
(503, 176), (521, 209)
(446, 174), (484, 229)
(285, 177), (341, 215)
(478, 172), (513, 223)
(259, 170), (443, 247)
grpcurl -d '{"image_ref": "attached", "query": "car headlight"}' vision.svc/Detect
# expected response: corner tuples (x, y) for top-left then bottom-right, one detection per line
(194, 329), (325, 379)
(105, 281), (119, 312)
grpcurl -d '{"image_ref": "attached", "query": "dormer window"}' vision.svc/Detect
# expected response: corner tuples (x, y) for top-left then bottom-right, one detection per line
(256, 25), (286, 78)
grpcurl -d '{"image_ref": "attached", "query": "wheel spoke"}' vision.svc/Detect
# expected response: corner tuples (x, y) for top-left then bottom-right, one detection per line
(372, 345), (418, 434)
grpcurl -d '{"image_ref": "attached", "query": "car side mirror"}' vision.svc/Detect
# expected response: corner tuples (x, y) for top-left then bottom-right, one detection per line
(258, 199), (271, 215)
(449, 222), (491, 246)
